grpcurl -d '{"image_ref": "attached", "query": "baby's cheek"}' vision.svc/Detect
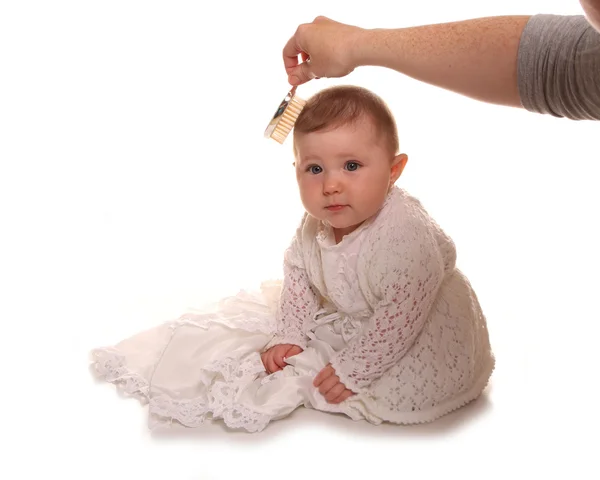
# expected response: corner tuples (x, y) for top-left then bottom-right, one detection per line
(298, 185), (320, 214)
(298, 179), (319, 198)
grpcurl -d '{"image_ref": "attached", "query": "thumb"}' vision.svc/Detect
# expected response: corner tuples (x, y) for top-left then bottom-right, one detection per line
(274, 347), (288, 368)
(288, 61), (316, 86)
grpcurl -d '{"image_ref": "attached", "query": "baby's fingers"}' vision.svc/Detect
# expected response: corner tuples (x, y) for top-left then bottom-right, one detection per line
(274, 352), (287, 369)
(264, 352), (281, 374)
(285, 345), (303, 358)
(313, 364), (334, 387)
(329, 389), (354, 404)
(324, 383), (346, 403)
(317, 374), (340, 397)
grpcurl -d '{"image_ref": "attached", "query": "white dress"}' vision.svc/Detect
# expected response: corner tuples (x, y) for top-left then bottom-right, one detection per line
(90, 187), (495, 433)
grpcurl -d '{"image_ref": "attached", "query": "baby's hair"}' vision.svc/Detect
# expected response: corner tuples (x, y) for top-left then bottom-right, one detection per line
(293, 85), (399, 157)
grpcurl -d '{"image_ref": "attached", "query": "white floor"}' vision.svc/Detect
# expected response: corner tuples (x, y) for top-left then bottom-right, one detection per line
(2, 1), (599, 479)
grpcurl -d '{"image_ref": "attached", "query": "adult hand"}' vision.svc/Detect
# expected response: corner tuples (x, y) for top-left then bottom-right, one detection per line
(283, 16), (364, 86)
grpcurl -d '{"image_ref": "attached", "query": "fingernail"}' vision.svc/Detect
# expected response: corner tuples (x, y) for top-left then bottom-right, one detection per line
(289, 75), (300, 85)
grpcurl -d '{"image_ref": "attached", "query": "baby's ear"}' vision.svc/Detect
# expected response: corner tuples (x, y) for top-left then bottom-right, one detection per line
(390, 153), (408, 183)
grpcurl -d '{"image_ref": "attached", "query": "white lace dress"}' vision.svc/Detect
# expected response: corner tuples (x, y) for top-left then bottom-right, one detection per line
(90, 187), (495, 433)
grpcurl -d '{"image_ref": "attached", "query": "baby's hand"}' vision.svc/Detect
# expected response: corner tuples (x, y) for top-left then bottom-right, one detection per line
(313, 364), (355, 404)
(261, 344), (303, 374)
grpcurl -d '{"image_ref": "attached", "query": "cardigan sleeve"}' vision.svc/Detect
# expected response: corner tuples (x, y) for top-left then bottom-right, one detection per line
(267, 216), (321, 350)
(329, 211), (446, 392)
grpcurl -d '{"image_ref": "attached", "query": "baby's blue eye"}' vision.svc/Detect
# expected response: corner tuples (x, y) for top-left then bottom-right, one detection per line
(345, 161), (360, 171)
(308, 165), (323, 174)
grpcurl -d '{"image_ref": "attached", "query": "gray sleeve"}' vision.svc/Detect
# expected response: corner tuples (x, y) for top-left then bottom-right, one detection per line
(517, 14), (600, 120)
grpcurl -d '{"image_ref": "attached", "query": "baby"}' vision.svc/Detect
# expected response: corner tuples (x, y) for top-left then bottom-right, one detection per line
(91, 85), (494, 432)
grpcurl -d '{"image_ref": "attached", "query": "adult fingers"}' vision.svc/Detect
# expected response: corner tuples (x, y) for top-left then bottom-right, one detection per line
(283, 16), (332, 70)
(283, 33), (303, 72)
(283, 22), (313, 73)
(282, 23), (318, 86)
(287, 57), (315, 86)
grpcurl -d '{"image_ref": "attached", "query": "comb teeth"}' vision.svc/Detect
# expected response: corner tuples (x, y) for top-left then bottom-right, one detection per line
(272, 97), (306, 143)
(265, 94), (306, 144)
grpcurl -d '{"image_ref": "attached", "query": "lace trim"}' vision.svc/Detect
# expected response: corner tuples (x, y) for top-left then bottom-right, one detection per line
(92, 347), (274, 433)
(90, 348), (150, 402)
(151, 353), (272, 432)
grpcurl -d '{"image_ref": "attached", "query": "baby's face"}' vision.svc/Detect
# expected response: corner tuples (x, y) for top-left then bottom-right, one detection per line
(294, 117), (403, 241)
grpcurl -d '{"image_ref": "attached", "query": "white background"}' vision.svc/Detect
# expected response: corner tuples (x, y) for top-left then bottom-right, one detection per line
(1, 0), (599, 478)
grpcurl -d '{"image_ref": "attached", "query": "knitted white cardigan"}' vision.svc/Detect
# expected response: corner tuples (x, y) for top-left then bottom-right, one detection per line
(271, 186), (490, 400)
